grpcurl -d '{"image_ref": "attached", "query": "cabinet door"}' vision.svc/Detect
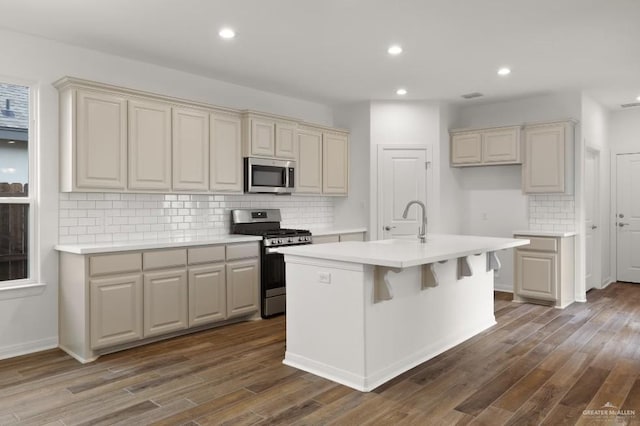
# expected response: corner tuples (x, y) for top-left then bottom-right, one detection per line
(250, 118), (275, 157)
(210, 113), (242, 192)
(90, 274), (143, 349)
(322, 133), (349, 195)
(76, 90), (127, 190)
(172, 107), (209, 191)
(144, 269), (188, 337)
(451, 133), (482, 165)
(515, 250), (557, 301)
(275, 122), (297, 159)
(482, 127), (520, 164)
(188, 263), (227, 327)
(296, 128), (323, 194)
(522, 124), (565, 193)
(226, 258), (259, 318)
(128, 99), (172, 190)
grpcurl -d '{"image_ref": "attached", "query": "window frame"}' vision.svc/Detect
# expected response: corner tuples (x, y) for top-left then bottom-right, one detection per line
(0, 77), (39, 291)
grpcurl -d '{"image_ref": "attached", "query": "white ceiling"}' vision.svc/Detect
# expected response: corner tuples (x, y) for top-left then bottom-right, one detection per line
(1, 0), (639, 109)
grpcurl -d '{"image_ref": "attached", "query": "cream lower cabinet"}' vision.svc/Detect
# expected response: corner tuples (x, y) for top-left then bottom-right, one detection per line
(59, 241), (260, 363)
(226, 243), (260, 319)
(513, 235), (574, 308)
(90, 274), (143, 349)
(188, 263), (227, 327)
(143, 269), (188, 337)
(313, 231), (365, 244)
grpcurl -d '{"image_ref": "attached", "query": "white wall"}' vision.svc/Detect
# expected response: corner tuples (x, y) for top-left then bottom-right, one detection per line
(332, 102), (370, 230)
(0, 28), (336, 359)
(452, 92), (582, 292)
(581, 94), (611, 286)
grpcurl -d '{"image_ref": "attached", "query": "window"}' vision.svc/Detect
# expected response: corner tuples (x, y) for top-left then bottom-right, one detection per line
(0, 81), (32, 284)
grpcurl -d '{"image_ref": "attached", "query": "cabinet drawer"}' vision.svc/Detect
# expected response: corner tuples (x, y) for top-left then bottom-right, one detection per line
(143, 249), (187, 270)
(226, 243), (259, 261)
(313, 235), (339, 244)
(188, 245), (225, 265)
(517, 236), (557, 252)
(339, 233), (365, 242)
(90, 253), (142, 276)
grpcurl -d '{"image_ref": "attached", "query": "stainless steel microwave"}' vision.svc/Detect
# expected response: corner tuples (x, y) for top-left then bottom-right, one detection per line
(244, 157), (295, 194)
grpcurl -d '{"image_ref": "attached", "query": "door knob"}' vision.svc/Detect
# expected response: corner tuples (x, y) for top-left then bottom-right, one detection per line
(384, 225), (396, 231)
(591, 225), (598, 230)
(619, 222), (630, 227)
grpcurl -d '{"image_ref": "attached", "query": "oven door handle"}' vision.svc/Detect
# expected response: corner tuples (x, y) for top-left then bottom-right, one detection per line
(265, 247), (282, 255)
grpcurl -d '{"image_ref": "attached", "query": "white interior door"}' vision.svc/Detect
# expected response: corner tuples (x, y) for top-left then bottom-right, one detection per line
(616, 153), (640, 283)
(585, 149), (600, 290)
(378, 146), (428, 239)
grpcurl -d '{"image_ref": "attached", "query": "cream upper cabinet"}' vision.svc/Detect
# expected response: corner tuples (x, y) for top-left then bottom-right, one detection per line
(451, 126), (521, 167)
(172, 107), (210, 191)
(246, 116), (276, 157)
(451, 133), (482, 165)
(275, 121), (297, 159)
(210, 112), (243, 193)
(242, 112), (299, 160)
(522, 122), (572, 194)
(128, 99), (172, 191)
(296, 127), (323, 194)
(482, 127), (520, 164)
(322, 132), (349, 195)
(68, 89), (128, 191)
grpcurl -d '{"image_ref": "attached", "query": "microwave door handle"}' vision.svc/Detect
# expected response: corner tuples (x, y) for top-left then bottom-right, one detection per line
(283, 168), (288, 188)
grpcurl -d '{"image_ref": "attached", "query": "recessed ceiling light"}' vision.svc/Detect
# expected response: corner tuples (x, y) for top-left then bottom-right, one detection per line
(388, 45), (403, 55)
(497, 67), (511, 76)
(636, 95), (640, 102)
(219, 28), (236, 40)
(396, 88), (407, 95)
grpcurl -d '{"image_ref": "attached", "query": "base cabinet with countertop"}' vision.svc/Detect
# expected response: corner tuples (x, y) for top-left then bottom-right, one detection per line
(513, 232), (575, 308)
(59, 240), (260, 363)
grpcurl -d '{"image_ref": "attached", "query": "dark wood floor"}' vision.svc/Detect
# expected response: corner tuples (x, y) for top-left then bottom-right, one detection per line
(1, 283), (640, 425)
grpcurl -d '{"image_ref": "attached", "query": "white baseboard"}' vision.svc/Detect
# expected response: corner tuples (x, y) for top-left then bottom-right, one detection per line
(600, 278), (614, 289)
(0, 337), (58, 361)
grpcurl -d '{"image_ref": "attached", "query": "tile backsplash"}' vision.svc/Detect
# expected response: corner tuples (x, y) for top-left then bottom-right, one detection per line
(59, 193), (334, 244)
(528, 194), (575, 232)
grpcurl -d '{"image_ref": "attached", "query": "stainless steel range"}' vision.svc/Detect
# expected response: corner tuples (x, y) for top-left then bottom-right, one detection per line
(231, 209), (312, 318)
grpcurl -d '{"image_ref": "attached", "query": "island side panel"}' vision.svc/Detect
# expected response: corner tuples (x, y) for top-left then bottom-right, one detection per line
(363, 254), (496, 390)
(283, 255), (367, 388)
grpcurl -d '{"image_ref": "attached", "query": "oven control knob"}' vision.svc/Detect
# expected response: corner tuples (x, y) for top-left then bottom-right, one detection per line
(288, 238), (294, 243)
(278, 239), (282, 244)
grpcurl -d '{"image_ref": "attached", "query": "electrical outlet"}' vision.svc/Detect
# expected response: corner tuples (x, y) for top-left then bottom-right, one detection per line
(318, 272), (331, 283)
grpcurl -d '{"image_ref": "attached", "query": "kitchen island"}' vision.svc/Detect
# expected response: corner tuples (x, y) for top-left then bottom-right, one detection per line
(278, 234), (528, 391)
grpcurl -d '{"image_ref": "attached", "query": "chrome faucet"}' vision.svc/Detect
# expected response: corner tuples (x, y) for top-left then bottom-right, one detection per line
(402, 200), (427, 243)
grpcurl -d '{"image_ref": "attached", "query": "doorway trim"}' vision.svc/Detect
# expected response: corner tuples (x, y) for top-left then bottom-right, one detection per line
(584, 146), (601, 290)
(373, 144), (432, 241)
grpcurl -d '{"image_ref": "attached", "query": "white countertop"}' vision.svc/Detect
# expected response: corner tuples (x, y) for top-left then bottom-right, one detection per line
(278, 234), (528, 268)
(513, 230), (577, 237)
(55, 234), (262, 255)
(309, 227), (367, 236)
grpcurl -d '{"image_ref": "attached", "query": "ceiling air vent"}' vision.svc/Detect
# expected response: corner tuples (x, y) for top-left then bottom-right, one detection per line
(621, 102), (640, 108)
(461, 92), (483, 100)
